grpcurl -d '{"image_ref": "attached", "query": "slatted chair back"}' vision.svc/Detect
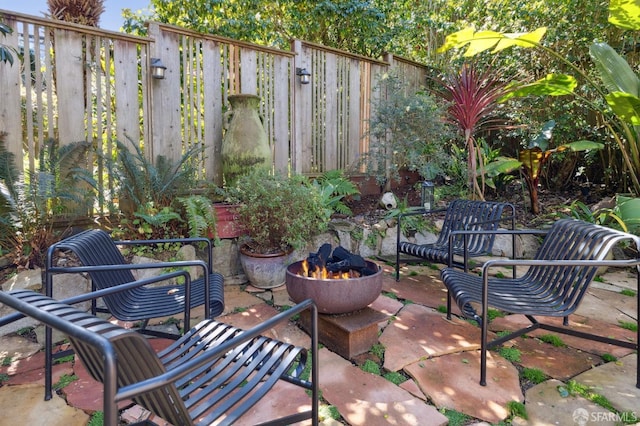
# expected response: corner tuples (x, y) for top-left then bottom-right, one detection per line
(437, 199), (511, 255)
(51, 229), (139, 295)
(519, 218), (627, 315)
(396, 200), (515, 279)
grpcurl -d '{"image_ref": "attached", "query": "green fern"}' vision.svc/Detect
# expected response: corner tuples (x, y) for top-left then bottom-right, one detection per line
(177, 195), (217, 238)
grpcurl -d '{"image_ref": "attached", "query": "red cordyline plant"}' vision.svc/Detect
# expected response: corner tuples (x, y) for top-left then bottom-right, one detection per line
(432, 62), (513, 200)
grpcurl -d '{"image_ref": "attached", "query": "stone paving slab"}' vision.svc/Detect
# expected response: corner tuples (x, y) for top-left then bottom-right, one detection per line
(578, 286), (638, 322)
(379, 303), (482, 372)
(381, 269), (457, 314)
(319, 348), (448, 426)
(520, 379), (620, 426)
(0, 383), (89, 426)
(503, 334), (600, 381)
(405, 350), (523, 424)
(572, 353), (639, 414)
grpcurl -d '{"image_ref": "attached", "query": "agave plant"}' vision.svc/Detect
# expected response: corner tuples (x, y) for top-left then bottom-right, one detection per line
(430, 62), (513, 200)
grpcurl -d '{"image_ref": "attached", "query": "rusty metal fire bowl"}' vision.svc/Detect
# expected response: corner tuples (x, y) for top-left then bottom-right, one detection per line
(285, 260), (383, 314)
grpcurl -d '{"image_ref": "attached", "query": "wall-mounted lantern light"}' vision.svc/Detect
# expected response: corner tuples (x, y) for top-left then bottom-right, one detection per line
(296, 67), (311, 85)
(420, 180), (435, 211)
(150, 58), (167, 80)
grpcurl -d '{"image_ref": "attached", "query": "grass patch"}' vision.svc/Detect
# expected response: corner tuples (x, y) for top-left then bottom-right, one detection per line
(88, 411), (104, 426)
(601, 353), (617, 363)
(436, 305), (447, 314)
(233, 306), (248, 313)
(408, 270), (418, 277)
(319, 405), (341, 421)
(498, 347), (521, 363)
(507, 401), (528, 420)
(441, 408), (470, 426)
(0, 373), (9, 384)
(494, 271), (506, 278)
(539, 334), (566, 347)
(16, 327), (34, 336)
(360, 359), (381, 375)
(620, 289), (636, 297)
(1, 357), (11, 367)
(559, 380), (638, 423)
(593, 275), (605, 282)
(369, 343), (385, 359)
(383, 371), (407, 385)
(382, 291), (398, 300)
(53, 374), (78, 390)
(521, 368), (546, 384)
(53, 354), (75, 364)
(618, 321), (638, 332)
(487, 308), (505, 321)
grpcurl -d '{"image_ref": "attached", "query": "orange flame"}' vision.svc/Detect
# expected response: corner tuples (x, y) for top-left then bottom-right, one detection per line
(299, 259), (360, 280)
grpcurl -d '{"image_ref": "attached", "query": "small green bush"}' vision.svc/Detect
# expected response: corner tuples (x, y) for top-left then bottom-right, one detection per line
(539, 334), (566, 347)
(498, 347), (521, 362)
(618, 321), (638, 332)
(360, 359), (381, 375)
(383, 371), (407, 385)
(521, 368), (546, 384)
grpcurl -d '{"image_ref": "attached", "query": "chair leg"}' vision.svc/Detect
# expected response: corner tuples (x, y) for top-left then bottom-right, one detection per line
(480, 311), (488, 386)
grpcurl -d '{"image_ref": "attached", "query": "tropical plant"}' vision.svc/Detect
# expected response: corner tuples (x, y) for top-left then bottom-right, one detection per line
(363, 70), (452, 191)
(430, 62), (513, 200)
(486, 120), (603, 214)
(437, 0), (640, 197)
(226, 169), (328, 254)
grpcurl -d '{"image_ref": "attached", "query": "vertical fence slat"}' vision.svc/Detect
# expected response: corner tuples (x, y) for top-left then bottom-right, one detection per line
(0, 15), (21, 167)
(114, 39), (141, 144)
(273, 55), (291, 174)
(203, 39), (223, 184)
(55, 28), (85, 144)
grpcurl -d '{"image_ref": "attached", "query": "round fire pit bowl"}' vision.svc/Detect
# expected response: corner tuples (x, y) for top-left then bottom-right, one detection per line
(285, 260), (383, 314)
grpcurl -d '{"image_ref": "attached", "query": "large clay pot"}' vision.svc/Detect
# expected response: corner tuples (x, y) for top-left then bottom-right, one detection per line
(221, 94), (271, 186)
(239, 244), (293, 289)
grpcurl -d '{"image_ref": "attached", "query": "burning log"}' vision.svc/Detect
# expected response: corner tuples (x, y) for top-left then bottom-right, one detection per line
(299, 244), (378, 279)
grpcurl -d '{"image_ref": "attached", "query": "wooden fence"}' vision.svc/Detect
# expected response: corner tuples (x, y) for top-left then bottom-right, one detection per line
(0, 8), (429, 197)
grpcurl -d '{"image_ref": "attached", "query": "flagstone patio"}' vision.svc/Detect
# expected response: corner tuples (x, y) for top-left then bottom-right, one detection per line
(0, 261), (638, 425)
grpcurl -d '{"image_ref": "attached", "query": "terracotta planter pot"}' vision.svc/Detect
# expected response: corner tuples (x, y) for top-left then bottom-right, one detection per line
(212, 203), (244, 239)
(285, 260), (382, 314)
(239, 244), (293, 289)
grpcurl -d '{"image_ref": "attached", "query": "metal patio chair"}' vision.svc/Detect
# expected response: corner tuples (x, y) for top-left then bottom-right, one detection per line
(43, 228), (225, 399)
(0, 288), (319, 426)
(395, 199), (515, 280)
(441, 219), (640, 387)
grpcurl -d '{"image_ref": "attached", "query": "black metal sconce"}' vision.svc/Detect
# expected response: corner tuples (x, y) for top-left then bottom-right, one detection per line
(296, 67), (311, 85)
(421, 180), (435, 211)
(150, 58), (167, 80)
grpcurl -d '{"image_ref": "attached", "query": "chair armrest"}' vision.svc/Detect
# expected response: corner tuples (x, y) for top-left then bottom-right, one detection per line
(115, 299), (319, 401)
(0, 271), (192, 327)
(447, 228), (549, 272)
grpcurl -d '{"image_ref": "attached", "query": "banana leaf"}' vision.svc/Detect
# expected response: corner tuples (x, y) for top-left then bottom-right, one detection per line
(615, 195), (640, 233)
